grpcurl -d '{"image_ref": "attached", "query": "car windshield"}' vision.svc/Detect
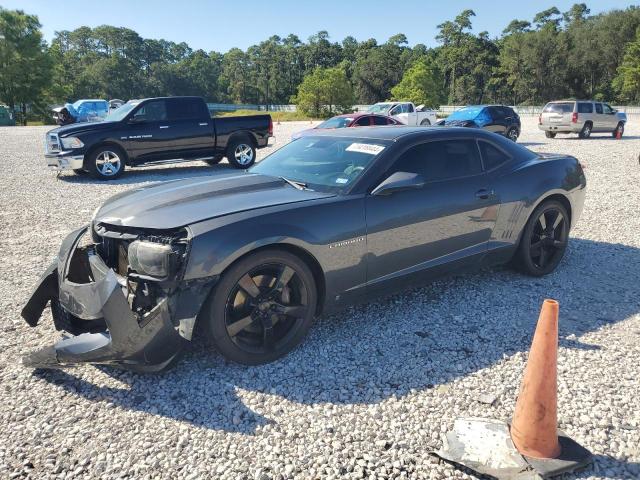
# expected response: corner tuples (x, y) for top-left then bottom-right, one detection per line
(317, 117), (353, 129)
(367, 103), (392, 114)
(105, 101), (139, 122)
(543, 102), (573, 113)
(446, 106), (484, 121)
(249, 136), (390, 192)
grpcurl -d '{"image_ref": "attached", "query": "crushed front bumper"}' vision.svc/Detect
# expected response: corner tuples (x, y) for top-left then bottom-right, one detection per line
(45, 151), (85, 170)
(21, 227), (216, 372)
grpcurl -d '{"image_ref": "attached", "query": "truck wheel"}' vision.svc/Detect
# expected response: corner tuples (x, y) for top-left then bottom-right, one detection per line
(87, 146), (125, 180)
(612, 122), (624, 138)
(226, 138), (256, 169)
(420, 119), (431, 126)
(545, 131), (556, 139)
(578, 122), (592, 139)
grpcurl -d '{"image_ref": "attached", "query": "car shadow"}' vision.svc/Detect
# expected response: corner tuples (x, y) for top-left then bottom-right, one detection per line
(518, 142), (545, 147)
(32, 237), (640, 443)
(56, 162), (239, 185)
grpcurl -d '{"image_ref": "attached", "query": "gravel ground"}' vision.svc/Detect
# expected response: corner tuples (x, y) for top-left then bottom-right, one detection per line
(0, 117), (639, 480)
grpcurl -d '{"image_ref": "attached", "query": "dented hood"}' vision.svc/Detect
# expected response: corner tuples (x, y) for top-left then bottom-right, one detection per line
(94, 172), (335, 229)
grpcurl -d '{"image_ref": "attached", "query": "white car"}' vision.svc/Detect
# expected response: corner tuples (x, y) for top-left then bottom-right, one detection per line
(367, 102), (437, 126)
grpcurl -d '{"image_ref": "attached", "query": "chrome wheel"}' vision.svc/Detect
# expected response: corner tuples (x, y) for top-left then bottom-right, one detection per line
(529, 208), (567, 269)
(507, 128), (518, 142)
(234, 143), (254, 166)
(95, 150), (122, 176)
(224, 262), (311, 355)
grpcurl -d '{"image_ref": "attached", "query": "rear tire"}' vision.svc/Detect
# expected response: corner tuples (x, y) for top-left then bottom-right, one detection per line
(86, 145), (126, 180)
(612, 122), (624, 138)
(226, 137), (256, 169)
(506, 127), (519, 142)
(514, 200), (570, 277)
(545, 131), (556, 139)
(420, 119), (431, 126)
(578, 122), (592, 139)
(203, 249), (317, 365)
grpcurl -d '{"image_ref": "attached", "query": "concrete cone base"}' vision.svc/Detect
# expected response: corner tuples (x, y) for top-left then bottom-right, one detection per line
(431, 418), (592, 480)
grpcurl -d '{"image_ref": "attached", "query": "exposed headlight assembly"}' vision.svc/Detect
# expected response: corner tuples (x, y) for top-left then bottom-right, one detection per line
(128, 241), (176, 279)
(60, 136), (84, 149)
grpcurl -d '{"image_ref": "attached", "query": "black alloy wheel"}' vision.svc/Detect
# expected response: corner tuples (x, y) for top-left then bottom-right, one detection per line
(515, 201), (569, 276)
(204, 250), (316, 364)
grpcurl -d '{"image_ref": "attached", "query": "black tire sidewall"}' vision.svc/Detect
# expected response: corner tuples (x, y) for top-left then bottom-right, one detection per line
(545, 131), (556, 138)
(226, 137), (256, 169)
(87, 146), (126, 180)
(507, 127), (519, 142)
(204, 250), (317, 365)
(579, 122), (592, 139)
(516, 200), (569, 277)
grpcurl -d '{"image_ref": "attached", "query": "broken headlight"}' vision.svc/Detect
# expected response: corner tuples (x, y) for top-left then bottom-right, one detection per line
(128, 241), (175, 279)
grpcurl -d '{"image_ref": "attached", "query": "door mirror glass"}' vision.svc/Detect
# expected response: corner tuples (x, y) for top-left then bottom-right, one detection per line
(371, 171), (425, 196)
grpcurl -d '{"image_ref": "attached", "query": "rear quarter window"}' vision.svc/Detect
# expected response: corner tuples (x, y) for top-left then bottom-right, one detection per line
(479, 141), (511, 170)
(577, 103), (593, 113)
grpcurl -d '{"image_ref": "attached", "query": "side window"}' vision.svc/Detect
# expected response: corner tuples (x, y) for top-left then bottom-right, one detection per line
(390, 140), (483, 182)
(488, 107), (504, 121)
(372, 116), (387, 126)
(132, 100), (168, 122)
(389, 105), (401, 116)
(406, 103), (414, 113)
(479, 141), (510, 170)
(168, 98), (205, 121)
(603, 104), (613, 114)
(595, 103), (603, 114)
(577, 103), (593, 114)
(501, 107), (514, 118)
(355, 116), (371, 126)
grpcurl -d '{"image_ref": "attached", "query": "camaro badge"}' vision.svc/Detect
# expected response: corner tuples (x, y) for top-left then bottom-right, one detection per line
(329, 237), (365, 249)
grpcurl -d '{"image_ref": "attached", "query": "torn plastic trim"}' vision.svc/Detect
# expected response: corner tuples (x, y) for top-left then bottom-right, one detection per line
(21, 227), (218, 371)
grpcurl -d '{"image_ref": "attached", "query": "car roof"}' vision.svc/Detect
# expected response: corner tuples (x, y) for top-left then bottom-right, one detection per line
(303, 125), (491, 141)
(332, 112), (391, 119)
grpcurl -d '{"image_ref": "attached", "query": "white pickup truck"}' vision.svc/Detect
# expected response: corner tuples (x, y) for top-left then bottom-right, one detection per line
(367, 102), (437, 126)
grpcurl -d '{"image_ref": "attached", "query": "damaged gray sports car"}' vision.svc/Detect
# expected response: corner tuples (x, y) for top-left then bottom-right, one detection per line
(22, 126), (586, 371)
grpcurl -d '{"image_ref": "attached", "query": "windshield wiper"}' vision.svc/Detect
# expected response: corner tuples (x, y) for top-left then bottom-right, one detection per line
(280, 176), (309, 191)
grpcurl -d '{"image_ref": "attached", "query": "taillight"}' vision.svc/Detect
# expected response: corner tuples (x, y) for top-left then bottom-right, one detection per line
(572, 112), (578, 123)
(268, 117), (273, 137)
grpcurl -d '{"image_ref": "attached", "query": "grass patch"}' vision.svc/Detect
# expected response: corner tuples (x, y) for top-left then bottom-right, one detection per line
(26, 121), (46, 126)
(214, 109), (320, 122)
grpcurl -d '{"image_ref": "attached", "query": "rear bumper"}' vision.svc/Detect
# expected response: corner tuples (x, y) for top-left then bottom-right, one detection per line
(538, 123), (582, 133)
(21, 227), (217, 372)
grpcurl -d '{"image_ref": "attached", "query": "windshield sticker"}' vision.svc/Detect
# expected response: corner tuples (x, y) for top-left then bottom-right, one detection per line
(346, 143), (385, 155)
(335, 177), (349, 184)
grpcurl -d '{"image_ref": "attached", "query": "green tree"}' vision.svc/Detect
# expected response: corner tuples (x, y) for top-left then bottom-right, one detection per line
(614, 27), (640, 102)
(0, 7), (51, 124)
(390, 57), (445, 107)
(292, 66), (353, 117)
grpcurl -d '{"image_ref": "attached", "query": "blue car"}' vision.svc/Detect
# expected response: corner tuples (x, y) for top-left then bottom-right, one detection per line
(436, 105), (521, 142)
(52, 99), (109, 125)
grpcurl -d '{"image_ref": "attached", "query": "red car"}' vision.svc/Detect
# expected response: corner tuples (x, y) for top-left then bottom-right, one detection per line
(292, 113), (400, 139)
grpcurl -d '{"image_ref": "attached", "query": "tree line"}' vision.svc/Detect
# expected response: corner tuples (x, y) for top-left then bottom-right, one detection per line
(2, 4), (640, 122)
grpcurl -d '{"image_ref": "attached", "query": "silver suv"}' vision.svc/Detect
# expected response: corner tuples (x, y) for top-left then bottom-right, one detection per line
(538, 100), (627, 139)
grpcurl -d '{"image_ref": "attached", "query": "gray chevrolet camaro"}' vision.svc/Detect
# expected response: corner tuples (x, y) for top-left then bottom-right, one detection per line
(22, 126), (586, 371)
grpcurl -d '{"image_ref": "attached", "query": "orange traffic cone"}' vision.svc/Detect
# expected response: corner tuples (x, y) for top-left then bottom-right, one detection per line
(510, 299), (561, 459)
(433, 299), (592, 479)
(616, 127), (622, 140)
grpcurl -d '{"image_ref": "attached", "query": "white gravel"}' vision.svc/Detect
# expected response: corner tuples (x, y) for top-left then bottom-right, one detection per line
(0, 118), (639, 479)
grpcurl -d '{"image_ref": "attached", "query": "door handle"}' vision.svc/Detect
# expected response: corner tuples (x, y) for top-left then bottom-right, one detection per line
(475, 189), (493, 200)
(159, 125), (170, 129)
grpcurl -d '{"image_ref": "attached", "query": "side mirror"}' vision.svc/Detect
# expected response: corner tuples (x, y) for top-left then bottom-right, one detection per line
(371, 171), (425, 196)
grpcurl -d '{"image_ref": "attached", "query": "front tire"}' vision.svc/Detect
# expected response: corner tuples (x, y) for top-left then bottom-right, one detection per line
(578, 122), (592, 139)
(203, 250), (317, 365)
(545, 131), (556, 139)
(514, 200), (569, 277)
(86, 146), (125, 180)
(226, 137), (256, 169)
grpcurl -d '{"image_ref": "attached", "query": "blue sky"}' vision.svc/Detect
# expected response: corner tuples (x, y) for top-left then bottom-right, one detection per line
(1, 0), (634, 52)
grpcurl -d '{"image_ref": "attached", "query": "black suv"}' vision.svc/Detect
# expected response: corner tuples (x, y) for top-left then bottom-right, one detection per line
(436, 105), (521, 142)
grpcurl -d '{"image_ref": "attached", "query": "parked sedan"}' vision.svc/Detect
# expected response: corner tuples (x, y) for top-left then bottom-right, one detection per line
(436, 105), (521, 141)
(22, 126), (585, 371)
(292, 113), (400, 139)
